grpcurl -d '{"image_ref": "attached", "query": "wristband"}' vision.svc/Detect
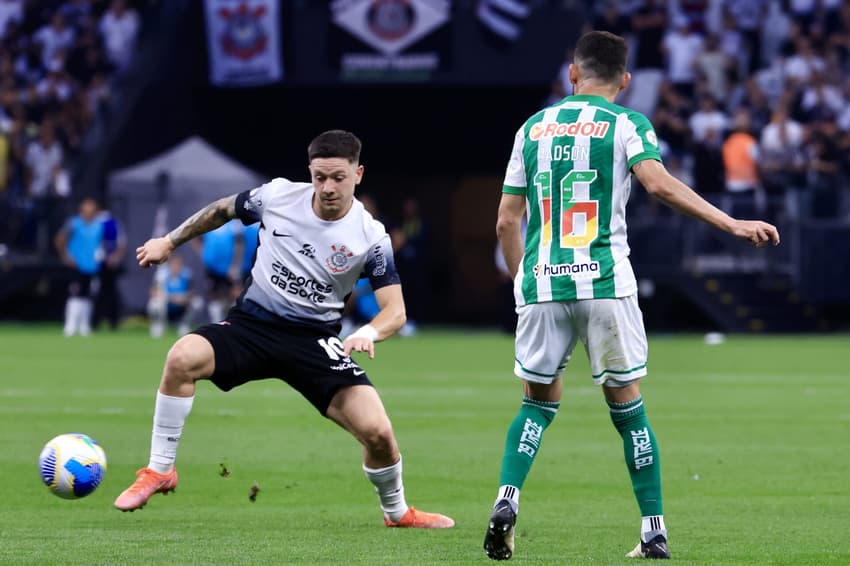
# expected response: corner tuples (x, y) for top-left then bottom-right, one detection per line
(349, 324), (378, 342)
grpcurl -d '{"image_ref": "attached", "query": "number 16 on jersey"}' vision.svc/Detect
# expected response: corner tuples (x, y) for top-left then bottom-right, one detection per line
(534, 169), (599, 249)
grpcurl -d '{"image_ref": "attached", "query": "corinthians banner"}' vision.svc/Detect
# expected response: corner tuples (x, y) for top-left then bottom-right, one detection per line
(205, 0), (283, 86)
(330, 0), (451, 81)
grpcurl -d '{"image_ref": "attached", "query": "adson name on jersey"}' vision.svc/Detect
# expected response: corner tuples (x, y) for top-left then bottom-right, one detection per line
(270, 260), (333, 304)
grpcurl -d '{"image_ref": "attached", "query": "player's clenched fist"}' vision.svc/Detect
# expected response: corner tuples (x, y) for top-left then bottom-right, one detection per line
(136, 236), (175, 268)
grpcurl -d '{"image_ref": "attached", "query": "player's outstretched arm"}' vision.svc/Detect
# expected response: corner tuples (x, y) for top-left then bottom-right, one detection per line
(633, 159), (780, 247)
(342, 284), (406, 359)
(136, 195), (239, 268)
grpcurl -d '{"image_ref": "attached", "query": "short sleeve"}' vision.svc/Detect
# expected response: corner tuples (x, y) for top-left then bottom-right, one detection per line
(235, 180), (275, 225)
(364, 234), (401, 290)
(623, 111), (663, 170)
(502, 126), (527, 195)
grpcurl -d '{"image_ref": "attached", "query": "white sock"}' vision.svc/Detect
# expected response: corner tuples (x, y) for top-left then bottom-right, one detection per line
(495, 485), (520, 514)
(63, 298), (78, 336)
(148, 391), (194, 474)
(78, 298), (93, 336)
(641, 515), (667, 542)
(363, 456), (408, 522)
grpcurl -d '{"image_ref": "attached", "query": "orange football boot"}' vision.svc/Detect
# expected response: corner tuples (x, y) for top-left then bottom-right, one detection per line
(114, 467), (178, 511)
(384, 507), (455, 528)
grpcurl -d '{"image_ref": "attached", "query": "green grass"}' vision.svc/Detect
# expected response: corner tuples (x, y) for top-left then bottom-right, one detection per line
(1, 325), (848, 565)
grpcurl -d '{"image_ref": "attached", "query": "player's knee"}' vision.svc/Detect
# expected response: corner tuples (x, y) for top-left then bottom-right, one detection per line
(361, 420), (396, 455)
(163, 336), (213, 382)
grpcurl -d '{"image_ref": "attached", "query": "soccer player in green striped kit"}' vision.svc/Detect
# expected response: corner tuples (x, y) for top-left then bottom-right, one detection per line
(483, 31), (780, 561)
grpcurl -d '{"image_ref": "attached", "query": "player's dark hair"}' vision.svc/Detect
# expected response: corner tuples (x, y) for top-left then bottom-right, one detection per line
(308, 130), (362, 163)
(574, 30), (628, 84)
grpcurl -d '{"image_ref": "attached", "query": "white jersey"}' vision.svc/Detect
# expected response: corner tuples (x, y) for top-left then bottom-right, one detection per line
(235, 178), (399, 326)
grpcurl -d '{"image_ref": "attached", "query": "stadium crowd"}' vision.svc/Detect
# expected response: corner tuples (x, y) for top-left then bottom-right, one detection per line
(0, 0), (141, 255)
(556, 0), (850, 224)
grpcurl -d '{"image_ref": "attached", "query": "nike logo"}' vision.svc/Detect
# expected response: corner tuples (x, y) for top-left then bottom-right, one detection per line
(353, 369), (365, 376)
(272, 229), (293, 237)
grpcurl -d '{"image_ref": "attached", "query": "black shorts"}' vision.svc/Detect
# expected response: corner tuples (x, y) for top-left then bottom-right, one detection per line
(206, 269), (233, 295)
(191, 307), (372, 415)
(68, 272), (98, 298)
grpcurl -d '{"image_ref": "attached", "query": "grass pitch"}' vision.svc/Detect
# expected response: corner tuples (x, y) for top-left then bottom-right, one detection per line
(0, 325), (848, 565)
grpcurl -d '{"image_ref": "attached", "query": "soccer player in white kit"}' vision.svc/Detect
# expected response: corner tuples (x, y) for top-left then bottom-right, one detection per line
(115, 130), (454, 530)
(483, 31), (779, 560)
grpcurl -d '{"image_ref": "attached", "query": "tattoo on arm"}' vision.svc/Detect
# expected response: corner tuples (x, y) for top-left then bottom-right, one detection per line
(167, 195), (237, 248)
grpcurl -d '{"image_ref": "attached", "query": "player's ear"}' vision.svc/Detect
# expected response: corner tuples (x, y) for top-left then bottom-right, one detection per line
(619, 72), (631, 92)
(568, 63), (578, 86)
(355, 164), (364, 183)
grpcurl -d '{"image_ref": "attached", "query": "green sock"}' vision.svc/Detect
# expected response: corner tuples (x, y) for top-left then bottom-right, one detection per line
(498, 397), (560, 489)
(608, 396), (663, 516)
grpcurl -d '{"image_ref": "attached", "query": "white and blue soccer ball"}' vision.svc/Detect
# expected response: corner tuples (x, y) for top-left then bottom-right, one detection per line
(39, 433), (107, 499)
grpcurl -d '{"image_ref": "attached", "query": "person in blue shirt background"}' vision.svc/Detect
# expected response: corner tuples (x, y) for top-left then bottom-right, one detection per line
(93, 204), (127, 330)
(54, 197), (102, 337)
(147, 254), (203, 338)
(194, 218), (243, 323)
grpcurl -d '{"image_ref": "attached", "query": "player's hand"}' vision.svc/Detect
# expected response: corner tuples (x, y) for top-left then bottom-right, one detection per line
(343, 335), (375, 359)
(136, 237), (174, 268)
(731, 220), (780, 247)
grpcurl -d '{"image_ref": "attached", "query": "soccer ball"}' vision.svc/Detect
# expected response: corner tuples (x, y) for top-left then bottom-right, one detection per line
(39, 433), (107, 499)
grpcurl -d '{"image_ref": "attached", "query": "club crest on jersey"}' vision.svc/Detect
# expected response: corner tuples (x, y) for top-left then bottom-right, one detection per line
(326, 244), (354, 273)
(529, 121), (610, 141)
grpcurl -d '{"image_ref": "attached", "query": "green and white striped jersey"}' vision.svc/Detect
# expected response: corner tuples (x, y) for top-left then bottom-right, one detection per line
(503, 94), (662, 305)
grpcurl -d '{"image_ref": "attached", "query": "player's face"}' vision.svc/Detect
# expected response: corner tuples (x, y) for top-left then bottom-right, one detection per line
(309, 157), (363, 220)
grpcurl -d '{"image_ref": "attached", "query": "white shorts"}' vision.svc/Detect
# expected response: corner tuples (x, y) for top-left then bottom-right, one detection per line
(513, 295), (648, 387)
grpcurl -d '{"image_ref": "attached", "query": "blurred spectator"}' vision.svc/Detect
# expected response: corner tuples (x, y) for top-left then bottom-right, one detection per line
(786, 0), (818, 35)
(695, 34), (734, 103)
(34, 12), (75, 70)
(148, 254), (203, 338)
(759, 106), (806, 218)
(688, 95), (727, 195)
(0, 0), (23, 39)
(652, 81), (691, 156)
(719, 9), (746, 76)
(623, 0), (667, 116)
(24, 121), (68, 253)
(662, 14), (704, 100)
(728, 78), (772, 133)
(826, 1), (850, 64)
(721, 107), (764, 218)
(761, 1), (792, 66)
(60, 0), (95, 30)
(391, 197), (428, 336)
(784, 35), (826, 84)
(724, 0), (768, 73)
(676, 0), (710, 35)
(93, 203), (126, 330)
(806, 122), (843, 219)
(99, 0), (139, 72)
(54, 197), (101, 337)
(799, 72), (844, 121)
